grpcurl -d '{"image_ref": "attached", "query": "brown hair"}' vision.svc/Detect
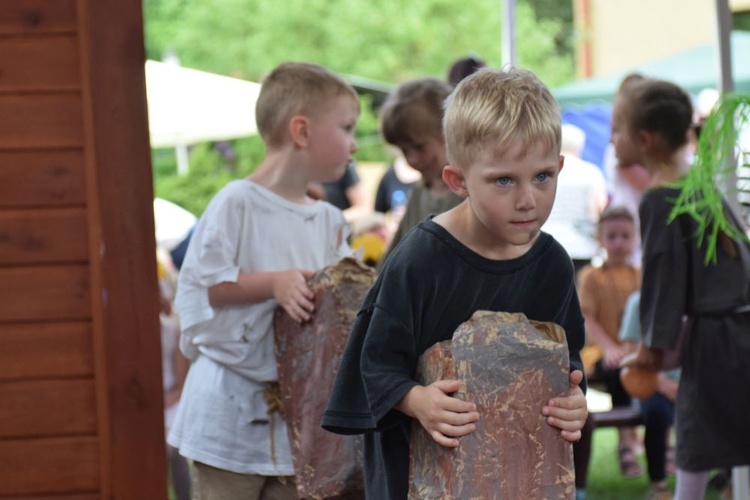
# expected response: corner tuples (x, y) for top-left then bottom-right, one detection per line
(447, 55), (487, 87)
(379, 77), (453, 146)
(598, 205), (635, 227)
(255, 61), (359, 149)
(620, 79), (693, 152)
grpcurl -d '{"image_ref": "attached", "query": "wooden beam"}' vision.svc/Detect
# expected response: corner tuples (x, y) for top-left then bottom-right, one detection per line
(75, 0), (167, 497)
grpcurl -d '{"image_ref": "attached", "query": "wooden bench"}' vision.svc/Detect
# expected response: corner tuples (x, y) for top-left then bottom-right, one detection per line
(585, 372), (643, 429)
(590, 406), (643, 428)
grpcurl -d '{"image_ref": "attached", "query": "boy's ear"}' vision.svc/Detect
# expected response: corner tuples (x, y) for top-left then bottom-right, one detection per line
(638, 130), (659, 153)
(289, 115), (310, 147)
(558, 155), (565, 172)
(442, 165), (469, 198)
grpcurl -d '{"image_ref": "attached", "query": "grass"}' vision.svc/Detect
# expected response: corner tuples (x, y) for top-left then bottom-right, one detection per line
(585, 427), (723, 499)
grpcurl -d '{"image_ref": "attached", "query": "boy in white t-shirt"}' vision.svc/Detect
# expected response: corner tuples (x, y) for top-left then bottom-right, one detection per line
(168, 61), (359, 499)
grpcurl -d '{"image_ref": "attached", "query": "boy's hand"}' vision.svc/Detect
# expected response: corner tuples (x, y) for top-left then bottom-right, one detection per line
(622, 344), (664, 372)
(542, 370), (587, 442)
(601, 344), (625, 370)
(396, 380), (479, 448)
(273, 269), (316, 323)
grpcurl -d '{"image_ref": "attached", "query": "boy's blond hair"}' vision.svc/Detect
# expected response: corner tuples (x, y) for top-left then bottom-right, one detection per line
(443, 67), (561, 169)
(255, 61), (359, 149)
(380, 77), (453, 146)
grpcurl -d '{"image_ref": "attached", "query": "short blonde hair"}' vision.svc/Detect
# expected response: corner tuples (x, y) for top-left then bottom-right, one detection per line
(255, 61), (359, 149)
(443, 67), (561, 168)
(380, 77), (453, 146)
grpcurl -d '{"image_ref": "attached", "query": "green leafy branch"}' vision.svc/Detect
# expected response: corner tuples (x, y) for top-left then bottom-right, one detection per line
(668, 93), (750, 264)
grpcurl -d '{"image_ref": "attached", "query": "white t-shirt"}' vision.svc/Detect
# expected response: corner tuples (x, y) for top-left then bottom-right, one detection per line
(544, 155), (608, 260)
(168, 179), (350, 475)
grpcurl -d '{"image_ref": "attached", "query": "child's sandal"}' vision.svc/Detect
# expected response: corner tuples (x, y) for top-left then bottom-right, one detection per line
(617, 447), (643, 479)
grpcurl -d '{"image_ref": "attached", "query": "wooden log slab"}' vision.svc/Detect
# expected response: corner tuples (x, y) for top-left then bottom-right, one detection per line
(409, 311), (575, 500)
(274, 257), (375, 499)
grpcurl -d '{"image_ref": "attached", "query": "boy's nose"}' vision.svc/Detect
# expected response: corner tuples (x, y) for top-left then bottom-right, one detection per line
(350, 138), (358, 154)
(515, 185), (536, 211)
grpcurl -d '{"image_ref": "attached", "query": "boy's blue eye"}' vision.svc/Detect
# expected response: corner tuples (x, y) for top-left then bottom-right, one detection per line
(536, 172), (550, 182)
(496, 177), (511, 186)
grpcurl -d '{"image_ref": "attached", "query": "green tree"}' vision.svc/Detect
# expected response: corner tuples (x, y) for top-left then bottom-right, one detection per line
(144, 0), (575, 86)
(144, 0), (577, 214)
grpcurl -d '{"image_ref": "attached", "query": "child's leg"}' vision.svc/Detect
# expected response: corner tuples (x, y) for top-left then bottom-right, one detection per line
(191, 461), (268, 500)
(674, 469), (709, 500)
(640, 392), (674, 484)
(573, 415), (595, 488)
(260, 476), (298, 500)
(167, 445), (191, 500)
(596, 362), (643, 478)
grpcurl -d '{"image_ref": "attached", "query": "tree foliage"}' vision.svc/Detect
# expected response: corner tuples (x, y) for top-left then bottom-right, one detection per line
(144, 0), (575, 86)
(145, 0), (577, 214)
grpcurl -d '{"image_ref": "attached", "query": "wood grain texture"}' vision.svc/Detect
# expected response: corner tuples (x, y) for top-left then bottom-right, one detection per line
(0, 94), (83, 149)
(0, 265), (89, 322)
(0, 37), (80, 91)
(0, 378), (97, 438)
(0, 0), (77, 35)
(0, 436), (98, 496)
(0, 150), (86, 208)
(0, 208), (88, 264)
(0, 322), (94, 381)
(76, 0), (168, 496)
(409, 311), (575, 500)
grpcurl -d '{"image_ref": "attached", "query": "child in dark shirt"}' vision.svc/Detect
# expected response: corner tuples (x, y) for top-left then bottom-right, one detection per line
(323, 67), (588, 499)
(614, 78), (750, 500)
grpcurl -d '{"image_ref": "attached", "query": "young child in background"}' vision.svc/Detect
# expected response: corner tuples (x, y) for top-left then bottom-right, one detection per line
(323, 67), (587, 499)
(576, 206), (642, 480)
(377, 77), (463, 266)
(168, 61), (357, 500)
(615, 79), (750, 500)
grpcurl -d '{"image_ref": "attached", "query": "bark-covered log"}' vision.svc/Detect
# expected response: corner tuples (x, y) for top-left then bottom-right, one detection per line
(409, 311), (575, 500)
(274, 257), (375, 499)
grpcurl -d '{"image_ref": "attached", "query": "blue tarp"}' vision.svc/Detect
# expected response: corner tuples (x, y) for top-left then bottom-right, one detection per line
(562, 103), (612, 172)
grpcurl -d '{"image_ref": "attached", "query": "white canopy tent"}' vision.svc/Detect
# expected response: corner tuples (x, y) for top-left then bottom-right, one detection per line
(145, 60), (262, 173)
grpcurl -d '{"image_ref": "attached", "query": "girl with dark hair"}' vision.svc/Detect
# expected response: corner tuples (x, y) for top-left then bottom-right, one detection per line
(614, 79), (750, 500)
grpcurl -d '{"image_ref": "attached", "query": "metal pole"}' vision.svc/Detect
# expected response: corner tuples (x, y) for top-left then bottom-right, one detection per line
(502, 0), (517, 68)
(715, 0), (733, 93)
(714, 0), (741, 217)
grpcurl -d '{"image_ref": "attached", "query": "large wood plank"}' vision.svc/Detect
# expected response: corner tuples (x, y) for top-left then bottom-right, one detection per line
(0, 37), (79, 92)
(77, 0), (168, 496)
(0, 208), (88, 265)
(0, 379), (97, 439)
(0, 94), (83, 149)
(0, 322), (94, 380)
(0, 436), (98, 496)
(0, 150), (86, 208)
(0, 0), (77, 35)
(0, 208), (88, 263)
(0, 265), (89, 322)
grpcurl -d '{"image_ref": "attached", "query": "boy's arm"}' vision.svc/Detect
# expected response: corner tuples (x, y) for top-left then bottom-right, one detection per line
(208, 269), (316, 323)
(395, 380), (479, 448)
(583, 313), (624, 369)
